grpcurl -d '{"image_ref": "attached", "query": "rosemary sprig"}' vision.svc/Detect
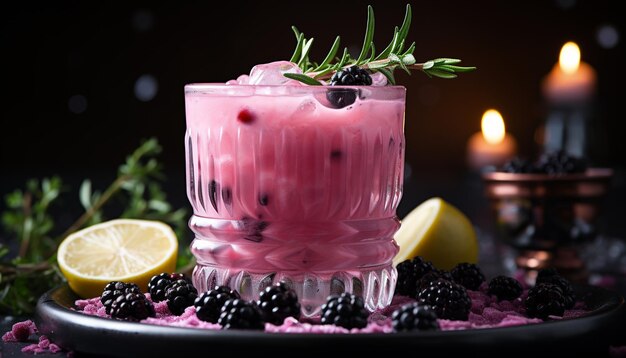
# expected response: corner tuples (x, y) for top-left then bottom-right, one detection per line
(284, 4), (475, 85)
(0, 138), (191, 315)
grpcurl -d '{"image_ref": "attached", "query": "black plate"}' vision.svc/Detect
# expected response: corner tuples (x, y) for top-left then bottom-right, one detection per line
(36, 285), (625, 358)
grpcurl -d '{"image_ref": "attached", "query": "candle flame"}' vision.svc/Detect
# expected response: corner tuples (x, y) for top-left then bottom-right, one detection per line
(559, 42), (581, 74)
(481, 109), (506, 144)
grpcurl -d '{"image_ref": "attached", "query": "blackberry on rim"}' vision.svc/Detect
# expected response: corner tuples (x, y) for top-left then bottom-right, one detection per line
(320, 292), (369, 329)
(100, 281), (141, 315)
(417, 279), (471, 321)
(487, 275), (522, 301)
(257, 282), (301, 325)
(451, 263), (485, 291)
(165, 279), (198, 315)
(391, 303), (440, 332)
(194, 285), (241, 323)
(218, 299), (264, 330)
(148, 273), (189, 303)
(109, 292), (155, 321)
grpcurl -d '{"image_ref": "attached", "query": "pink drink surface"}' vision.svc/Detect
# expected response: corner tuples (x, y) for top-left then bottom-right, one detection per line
(185, 85), (405, 313)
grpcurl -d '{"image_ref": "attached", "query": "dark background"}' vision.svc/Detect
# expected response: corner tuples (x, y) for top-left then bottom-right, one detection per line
(1, 0), (625, 232)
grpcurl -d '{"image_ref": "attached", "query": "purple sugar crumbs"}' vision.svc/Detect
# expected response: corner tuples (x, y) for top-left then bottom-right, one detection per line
(2, 320), (63, 355)
(74, 286), (587, 333)
(21, 335), (63, 354)
(2, 320), (37, 342)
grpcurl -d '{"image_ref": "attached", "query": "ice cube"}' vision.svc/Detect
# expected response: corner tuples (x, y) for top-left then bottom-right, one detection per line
(297, 99), (316, 114)
(236, 74), (250, 84)
(248, 61), (303, 85)
(226, 74), (250, 85)
(370, 71), (388, 86)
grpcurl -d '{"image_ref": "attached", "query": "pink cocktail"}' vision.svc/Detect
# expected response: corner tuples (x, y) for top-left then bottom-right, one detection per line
(185, 84), (405, 316)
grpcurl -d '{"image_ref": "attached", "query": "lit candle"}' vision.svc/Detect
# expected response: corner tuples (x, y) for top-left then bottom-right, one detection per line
(542, 42), (597, 104)
(541, 42), (597, 156)
(467, 109), (517, 170)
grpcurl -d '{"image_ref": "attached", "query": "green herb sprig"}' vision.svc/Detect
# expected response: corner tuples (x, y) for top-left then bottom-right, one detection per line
(0, 138), (191, 315)
(284, 4), (475, 85)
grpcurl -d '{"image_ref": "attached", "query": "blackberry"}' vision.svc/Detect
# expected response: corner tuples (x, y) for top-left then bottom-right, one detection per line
(194, 286), (241, 323)
(418, 270), (453, 291)
(487, 275), (523, 301)
(326, 66), (372, 108)
(165, 279), (198, 315)
(536, 274), (575, 309)
(329, 66), (373, 86)
(536, 268), (559, 281)
(109, 292), (155, 321)
(501, 157), (534, 173)
(451, 263), (485, 291)
(525, 283), (566, 319)
(148, 273), (190, 302)
(100, 281), (141, 314)
(391, 303), (440, 332)
(535, 150), (587, 174)
(395, 256), (435, 297)
(218, 299), (264, 330)
(417, 279), (471, 321)
(320, 292), (369, 329)
(257, 282), (301, 325)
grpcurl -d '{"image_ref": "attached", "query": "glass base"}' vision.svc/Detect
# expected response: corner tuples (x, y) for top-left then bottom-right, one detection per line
(192, 263), (397, 318)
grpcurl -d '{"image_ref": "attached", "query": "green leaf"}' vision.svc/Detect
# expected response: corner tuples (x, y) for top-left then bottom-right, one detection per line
(367, 61), (390, 69)
(396, 39), (405, 55)
(356, 5), (375, 64)
(298, 38), (314, 67)
(401, 41), (416, 57)
(283, 73), (323, 85)
(397, 4), (413, 43)
(388, 31), (400, 56)
(313, 36), (341, 71)
(313, 67), (335, 79)
(148, 199), (170, 213)
(378, 68), (396, 85)
(426, 69), (458, 79)
(389, 53), (401, 64)
(368, 42), (376, 63)
(438, 64), (477, 73)
(433, 58), (462, 64)
(422, 60), (435, 70)
(336, 47), (349, 68)
(289, 32), (305, 64)
(79, 180), (92, 210)
(375, 26), (398, 61)
(5, 191), (24, 209)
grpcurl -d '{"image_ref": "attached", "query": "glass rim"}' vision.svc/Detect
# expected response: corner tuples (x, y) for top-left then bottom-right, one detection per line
(185, 83), (406, 94)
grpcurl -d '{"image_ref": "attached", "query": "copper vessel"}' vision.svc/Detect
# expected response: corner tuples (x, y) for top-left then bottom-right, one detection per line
(482, 168), (613, 283)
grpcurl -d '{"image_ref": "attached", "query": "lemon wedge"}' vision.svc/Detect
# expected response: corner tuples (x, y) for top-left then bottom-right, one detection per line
(58, 219), (178, 298)
(393, 197), (478, 270)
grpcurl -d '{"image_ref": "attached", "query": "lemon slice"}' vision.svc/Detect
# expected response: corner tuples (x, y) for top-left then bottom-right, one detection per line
(393, 197), (478, 270)
(58, 219), (178, 298)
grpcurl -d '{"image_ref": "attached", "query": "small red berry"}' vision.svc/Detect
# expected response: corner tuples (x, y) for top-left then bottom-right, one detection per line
(237, 109), (255, 123)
